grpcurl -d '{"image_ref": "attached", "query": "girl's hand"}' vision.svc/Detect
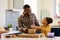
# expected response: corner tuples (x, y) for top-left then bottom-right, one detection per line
(31, 25), (39, 29)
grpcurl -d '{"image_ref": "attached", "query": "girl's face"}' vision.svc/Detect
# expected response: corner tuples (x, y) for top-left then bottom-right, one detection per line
(41, 18), (48, 25)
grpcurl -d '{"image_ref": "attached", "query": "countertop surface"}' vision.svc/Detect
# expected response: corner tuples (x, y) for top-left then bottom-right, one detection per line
(51, 25), (60, 28)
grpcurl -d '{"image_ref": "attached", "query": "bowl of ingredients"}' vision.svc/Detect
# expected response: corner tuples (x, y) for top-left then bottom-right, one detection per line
(28, 29), (36, 34)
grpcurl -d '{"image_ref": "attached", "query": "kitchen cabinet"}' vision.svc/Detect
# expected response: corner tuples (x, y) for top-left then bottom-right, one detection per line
(8, 0), (24, 9)
(5, 10), (20, 31)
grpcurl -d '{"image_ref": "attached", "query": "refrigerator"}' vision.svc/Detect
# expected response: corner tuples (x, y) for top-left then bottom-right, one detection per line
(5, 10), (20, 31)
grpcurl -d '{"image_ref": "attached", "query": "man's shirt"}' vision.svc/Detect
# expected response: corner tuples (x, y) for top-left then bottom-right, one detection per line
(18, 13), (39, 29)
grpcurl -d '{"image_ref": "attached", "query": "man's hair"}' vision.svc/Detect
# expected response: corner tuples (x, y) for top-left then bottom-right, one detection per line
(23, 4), (30, 9)
(46, 17), (53, 24)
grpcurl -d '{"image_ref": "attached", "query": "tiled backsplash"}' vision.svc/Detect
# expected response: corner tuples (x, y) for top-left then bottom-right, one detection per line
(51, 25), (60, 28)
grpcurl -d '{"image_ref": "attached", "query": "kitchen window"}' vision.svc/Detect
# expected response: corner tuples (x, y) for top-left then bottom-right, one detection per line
(56, 0), (60, 17)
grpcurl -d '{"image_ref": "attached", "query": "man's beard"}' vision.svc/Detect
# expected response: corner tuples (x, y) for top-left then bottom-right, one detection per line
(24, 12), (30, 17)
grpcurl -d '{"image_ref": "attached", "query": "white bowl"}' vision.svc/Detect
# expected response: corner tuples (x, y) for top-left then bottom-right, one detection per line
(47, 32), (54, 37)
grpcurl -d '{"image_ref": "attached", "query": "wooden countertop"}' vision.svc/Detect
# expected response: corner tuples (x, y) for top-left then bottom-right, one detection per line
(17, 33), (45, 38)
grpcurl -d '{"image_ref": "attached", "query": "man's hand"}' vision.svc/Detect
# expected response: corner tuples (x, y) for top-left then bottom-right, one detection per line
(23, 28), (27, 31)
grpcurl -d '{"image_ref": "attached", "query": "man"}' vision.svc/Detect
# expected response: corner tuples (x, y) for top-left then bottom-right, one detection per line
(18, 4), (39, 32)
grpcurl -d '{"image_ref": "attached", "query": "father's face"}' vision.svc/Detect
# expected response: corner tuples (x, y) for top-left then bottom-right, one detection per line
(24, 8), (31, 14)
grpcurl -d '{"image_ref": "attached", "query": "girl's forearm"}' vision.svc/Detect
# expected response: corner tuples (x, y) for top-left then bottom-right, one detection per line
(31, 26), (41, 29)
(34, 26), (41, 29)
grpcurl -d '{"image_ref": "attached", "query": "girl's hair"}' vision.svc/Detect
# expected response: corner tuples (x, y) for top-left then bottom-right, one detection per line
(46, 17), (53, 24)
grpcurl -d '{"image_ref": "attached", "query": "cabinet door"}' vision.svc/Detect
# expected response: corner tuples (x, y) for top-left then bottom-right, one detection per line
(6, 11), (13, 25)
(13, 0), (24, 9)
(6, 11), (20, 31)
(8, 0), (24, 9)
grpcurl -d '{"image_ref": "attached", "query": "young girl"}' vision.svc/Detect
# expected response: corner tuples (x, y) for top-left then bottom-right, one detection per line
(31, 17), (53, 36)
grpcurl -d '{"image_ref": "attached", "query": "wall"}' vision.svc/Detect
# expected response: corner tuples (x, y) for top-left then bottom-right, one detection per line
(41, 0), (55, 25)
(37, 0), (42, 21)
(8, 0), (13, 9)
(0, 0), (8, 26)
(37, 0), (60, 25)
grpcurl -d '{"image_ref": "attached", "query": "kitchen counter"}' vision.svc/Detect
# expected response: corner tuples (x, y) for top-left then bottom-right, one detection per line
(17, 33), (42, 38)
(51, 25), (60, 28)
